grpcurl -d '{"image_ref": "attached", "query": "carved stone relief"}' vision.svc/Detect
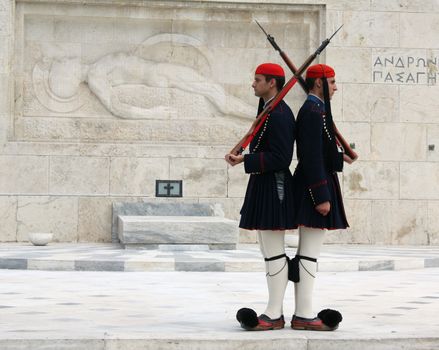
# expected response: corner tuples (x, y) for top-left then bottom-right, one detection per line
(15, 2), (318, 143)
(33, 48), (255, 120)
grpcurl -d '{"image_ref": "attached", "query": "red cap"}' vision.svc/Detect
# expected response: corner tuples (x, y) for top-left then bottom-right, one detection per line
(306, 64), (335, 79)
(255, 63), (285, 77)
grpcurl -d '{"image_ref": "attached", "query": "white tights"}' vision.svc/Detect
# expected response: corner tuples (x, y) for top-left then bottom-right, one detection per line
(294, 226), (326, 318)
(258, 230), (288, 319)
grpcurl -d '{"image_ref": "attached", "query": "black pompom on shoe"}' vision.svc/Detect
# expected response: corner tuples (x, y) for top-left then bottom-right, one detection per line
(236, 308), (259, 329)
(237, 308), (285, 331)
(317, 309), (343, 328)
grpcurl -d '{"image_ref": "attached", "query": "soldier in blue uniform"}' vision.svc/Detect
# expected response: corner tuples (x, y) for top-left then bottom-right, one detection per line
(226, 63), (296, 330)
(291, 64), (347, 331)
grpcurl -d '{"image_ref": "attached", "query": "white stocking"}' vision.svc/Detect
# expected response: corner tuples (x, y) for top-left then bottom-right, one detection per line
(294, 226), (326, 319)
(258, 230), (288, 319)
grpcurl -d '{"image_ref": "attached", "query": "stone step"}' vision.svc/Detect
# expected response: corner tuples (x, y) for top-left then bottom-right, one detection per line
(118, 215), (239, 250)
(1, 268), (438, 350)
(0, 243), (438, 273)
(1, 336), (437, 350)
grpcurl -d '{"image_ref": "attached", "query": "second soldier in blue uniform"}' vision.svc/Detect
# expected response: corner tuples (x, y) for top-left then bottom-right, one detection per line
(291, 63), (347, 331)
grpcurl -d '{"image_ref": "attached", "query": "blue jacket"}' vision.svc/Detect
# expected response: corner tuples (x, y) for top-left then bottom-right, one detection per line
(239, 99), (297, 230)
(293, 95), (348, 229)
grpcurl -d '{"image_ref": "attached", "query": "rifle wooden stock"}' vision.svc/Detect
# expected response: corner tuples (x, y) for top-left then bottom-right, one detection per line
(229, 24), (345, 156)
(279, 52), (309, 93)
(229, 77), (298, 155)
(258, 23), (358, 163)
(334, 124), (358, 163)
(229, 113), (267, 156)
(229, 49), (328, 155)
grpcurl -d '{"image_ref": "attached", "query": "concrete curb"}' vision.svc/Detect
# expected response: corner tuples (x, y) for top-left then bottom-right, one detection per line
(1, 243), (438, 273)
(1, 336), (438, 350)
(0, 256), (439, 272)
(0, 258), (439, 272)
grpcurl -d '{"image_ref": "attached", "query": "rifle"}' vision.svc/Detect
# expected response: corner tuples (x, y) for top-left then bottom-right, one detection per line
(255, 20), (358, 163)
(228, 25), (343, 157)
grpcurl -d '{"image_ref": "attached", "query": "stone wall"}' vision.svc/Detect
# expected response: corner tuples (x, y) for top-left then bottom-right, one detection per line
(0, 0), (438, 245)
(325, 0), (439, 245)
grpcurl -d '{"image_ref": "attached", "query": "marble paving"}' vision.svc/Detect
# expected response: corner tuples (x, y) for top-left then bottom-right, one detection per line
(0, 268), (438, 349)
(0, 243), (438, 273)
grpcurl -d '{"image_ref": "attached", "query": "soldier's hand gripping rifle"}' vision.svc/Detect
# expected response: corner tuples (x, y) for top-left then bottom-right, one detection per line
(256, 20), (358, 164)
(228, 25), (343, 158)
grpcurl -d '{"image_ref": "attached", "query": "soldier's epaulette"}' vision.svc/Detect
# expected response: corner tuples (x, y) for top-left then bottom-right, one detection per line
(309, 103), (325, 115)
(270, 102), (283, 115)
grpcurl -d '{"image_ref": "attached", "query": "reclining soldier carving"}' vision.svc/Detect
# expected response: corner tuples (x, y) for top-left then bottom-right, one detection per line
(32, 51), (254, 120)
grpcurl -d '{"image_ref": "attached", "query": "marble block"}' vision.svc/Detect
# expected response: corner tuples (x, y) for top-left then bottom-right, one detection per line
(118, 215), (238, 250)
(112, 201), (223, 242)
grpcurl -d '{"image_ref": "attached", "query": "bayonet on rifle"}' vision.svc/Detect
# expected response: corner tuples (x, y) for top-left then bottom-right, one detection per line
(255, 19), (308, 93)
